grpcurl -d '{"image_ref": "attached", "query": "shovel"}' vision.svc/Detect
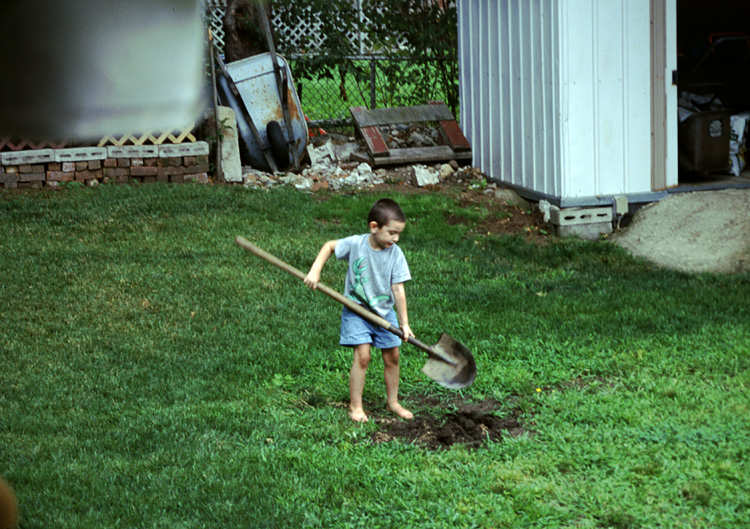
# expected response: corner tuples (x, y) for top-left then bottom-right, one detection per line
(235, 236), (477, 389)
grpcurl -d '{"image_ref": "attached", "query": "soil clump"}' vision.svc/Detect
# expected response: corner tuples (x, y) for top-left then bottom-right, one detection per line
(368, 396), (528, 450)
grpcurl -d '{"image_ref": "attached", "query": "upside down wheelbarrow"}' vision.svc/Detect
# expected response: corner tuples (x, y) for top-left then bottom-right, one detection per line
(235, 236), (477, 390)
(214, 52), (308, 173)
(212, 6), (307, 173)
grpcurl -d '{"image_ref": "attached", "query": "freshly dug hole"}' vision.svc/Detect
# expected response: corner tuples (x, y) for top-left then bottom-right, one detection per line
(369, 399), (528, 450)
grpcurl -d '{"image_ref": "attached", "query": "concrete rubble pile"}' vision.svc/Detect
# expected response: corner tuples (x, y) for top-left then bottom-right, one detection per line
(239, 137), (476, 192)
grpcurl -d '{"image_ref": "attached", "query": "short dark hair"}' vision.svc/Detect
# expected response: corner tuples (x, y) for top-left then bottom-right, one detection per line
(368, 198), (405, 227)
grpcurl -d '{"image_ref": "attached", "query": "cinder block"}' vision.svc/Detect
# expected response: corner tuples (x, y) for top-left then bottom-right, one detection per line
(107, 145), (159, 158)
(159, 142), (209, 158)
(549, 206), (612, 226)
(54, 147), (107, 163)
(1, 149), (54, 166)
(555, 222), (613, 241)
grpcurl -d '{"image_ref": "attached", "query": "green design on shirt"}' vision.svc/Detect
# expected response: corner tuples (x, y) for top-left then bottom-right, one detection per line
(347, 257), (390, 308)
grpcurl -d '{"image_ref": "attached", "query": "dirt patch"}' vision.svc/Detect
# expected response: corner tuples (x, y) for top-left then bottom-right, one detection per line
(368, 396), (529, 450)
(613, 189), (750, 274)
(329, 165), (553, 244)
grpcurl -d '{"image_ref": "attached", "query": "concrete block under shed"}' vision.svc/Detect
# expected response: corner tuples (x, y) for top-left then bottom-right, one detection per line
(549, 206), (613, 240)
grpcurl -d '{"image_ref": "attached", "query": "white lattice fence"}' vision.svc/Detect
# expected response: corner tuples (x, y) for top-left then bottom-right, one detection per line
(204, 0), (227, 52)
(204, 0), (370, 55)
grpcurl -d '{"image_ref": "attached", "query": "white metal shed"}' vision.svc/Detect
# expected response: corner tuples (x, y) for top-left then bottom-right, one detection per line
(457, 0), (680, 207)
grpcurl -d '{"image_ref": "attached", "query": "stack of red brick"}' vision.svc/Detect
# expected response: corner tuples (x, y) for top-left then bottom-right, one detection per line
(0, 142), (210, 189)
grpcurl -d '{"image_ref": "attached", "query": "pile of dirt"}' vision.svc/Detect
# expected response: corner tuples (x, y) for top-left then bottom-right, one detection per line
(368, 397), (528, 450)
(613, 189), (750, 274)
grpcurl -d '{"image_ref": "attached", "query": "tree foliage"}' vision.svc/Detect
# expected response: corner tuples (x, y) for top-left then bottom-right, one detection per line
(273, 0), (458, 112)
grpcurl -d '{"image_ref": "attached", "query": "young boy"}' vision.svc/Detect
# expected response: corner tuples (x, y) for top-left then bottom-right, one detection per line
(304, 198), (414, 423)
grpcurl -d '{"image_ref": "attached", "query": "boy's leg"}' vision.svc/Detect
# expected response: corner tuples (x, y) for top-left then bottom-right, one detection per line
(349, 344), (371, 422)
(382, 346), (413, 420)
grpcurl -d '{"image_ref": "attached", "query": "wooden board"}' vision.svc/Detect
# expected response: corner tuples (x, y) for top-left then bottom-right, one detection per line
(351, 103), (456, 127)
(349, 102), (472, 166)
(350, 106), (390, 157)
(351, 146), (472, 167)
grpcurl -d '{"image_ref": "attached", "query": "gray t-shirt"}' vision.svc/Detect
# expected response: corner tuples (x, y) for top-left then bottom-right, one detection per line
(335, 234), (411, 318)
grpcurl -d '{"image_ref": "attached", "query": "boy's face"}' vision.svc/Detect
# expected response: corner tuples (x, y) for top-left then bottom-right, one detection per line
(369, 219), (405, 250)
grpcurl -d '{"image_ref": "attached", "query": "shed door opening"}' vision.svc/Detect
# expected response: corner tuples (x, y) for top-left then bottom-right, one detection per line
(676, 0), (750, 187)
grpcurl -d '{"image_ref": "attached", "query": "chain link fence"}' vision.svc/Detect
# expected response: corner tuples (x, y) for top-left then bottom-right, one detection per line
(292, 56), (457, 131)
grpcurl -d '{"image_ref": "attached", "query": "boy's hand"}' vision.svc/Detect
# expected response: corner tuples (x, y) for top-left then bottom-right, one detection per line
(304, 270), (320, 289)
(401, 323), (415, 341)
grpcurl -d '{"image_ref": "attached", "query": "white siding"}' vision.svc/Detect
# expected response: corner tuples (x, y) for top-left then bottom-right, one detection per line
(459, 0), (654, 205)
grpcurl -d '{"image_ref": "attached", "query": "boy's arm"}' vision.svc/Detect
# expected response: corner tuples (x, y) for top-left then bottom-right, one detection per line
(392, 282), (415, 340)
(304, 240), (337, 289)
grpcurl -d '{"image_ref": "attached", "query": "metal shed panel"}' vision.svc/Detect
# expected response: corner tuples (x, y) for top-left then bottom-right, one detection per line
(459, 0), (561, 198)
(459, 0), (654, 205)
(560, 0), (652, 199)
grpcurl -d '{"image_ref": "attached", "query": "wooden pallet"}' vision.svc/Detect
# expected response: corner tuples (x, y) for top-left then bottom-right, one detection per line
(350, 101), (471, 167)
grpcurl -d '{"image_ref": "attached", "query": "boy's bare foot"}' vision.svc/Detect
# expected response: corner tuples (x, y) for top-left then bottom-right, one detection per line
(349, 408), (369, 423)
(388, 402), (414, 420)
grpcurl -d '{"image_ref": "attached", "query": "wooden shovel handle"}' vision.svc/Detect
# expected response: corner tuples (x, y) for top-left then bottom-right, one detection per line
(234, 236), (439, 357)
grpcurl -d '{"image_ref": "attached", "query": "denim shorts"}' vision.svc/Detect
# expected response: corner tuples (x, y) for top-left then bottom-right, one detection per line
(339, 306), (402, 349)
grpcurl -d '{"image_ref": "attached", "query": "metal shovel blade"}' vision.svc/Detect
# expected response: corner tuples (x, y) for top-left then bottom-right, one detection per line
(421, 333), (477, 389)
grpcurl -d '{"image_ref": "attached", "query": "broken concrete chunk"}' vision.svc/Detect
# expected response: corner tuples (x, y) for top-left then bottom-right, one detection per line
(410, 164), (440, 187)
(438, 163), (454, 179)
(307, 142), (337, 170)
(333, 142), (358, 163)
(494, 188), (531, 210)
(218, 106), (243, 183)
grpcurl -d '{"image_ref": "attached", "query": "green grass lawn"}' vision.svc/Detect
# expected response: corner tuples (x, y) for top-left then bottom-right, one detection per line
(1, 183), (749, 528)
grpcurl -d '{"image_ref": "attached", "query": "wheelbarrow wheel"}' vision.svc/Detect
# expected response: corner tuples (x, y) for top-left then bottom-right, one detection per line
(267, 120), (290, 170)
